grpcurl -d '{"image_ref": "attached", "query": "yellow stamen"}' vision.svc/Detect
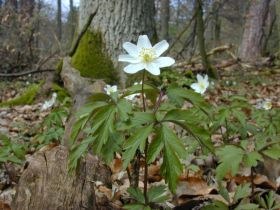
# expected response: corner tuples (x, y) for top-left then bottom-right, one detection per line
(139, 48), (156, 63)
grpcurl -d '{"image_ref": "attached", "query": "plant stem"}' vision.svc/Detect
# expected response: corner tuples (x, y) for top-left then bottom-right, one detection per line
(141, 71), (149, 205)
(141, 71), (146, 112)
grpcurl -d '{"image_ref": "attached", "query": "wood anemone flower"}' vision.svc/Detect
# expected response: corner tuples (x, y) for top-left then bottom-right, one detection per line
(118, 35), (175, 76)
(190, 74), (209, 94)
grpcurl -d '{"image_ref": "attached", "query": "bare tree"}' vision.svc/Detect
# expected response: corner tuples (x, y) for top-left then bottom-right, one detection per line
(160, 0), (170, 40)
(195, 0), (217, 78)
(238, 0), (271, 62)
(5, 0), (17, 10)
(57, 0), (62, 41)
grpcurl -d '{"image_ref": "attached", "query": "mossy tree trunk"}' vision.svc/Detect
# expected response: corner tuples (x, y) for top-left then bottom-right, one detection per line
(195, 0), (218, 79)
(238, 0), (271, 62)
(73, 0), (156, 86)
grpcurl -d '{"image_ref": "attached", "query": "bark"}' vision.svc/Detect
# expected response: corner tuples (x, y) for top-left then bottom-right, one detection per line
(12, 146), (112, 210)
(19, 0), (35, 17)
(5, 0), (17, 10)
(276, 0), (280, 48)
(78, 0), (156, 86)
(195, 0), (218, 78)
(68, 0), (76, 46)
(211, 0), (221, 46)
(238, 0), (271, 62)
(57, 0), (62, 41)
(160, 0), (170, 40)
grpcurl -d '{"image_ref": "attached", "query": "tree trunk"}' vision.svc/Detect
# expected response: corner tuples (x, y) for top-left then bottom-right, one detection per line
(19, 0), (34, 17)
(238, 0), (271, 62)
(160, 0), (170, 40)
(5, 0), (17, 10)
(57, 0), (62, 41)
(75, 0), (156, 86)
(276, 0), (280, 48)
(210, 0), (221, 47)
(195, 0), (218, 78)
(68, 0), (76, 47)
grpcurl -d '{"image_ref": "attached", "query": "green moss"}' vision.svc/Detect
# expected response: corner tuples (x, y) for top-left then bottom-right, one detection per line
(71, 31), (118, 83)
(0, 83), (42, 107)
(56, 59), (63, 74)
(51, 83), (70, 102)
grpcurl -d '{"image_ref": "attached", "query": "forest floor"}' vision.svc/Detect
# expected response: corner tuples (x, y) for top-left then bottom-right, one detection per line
(0, 66), (279, 209)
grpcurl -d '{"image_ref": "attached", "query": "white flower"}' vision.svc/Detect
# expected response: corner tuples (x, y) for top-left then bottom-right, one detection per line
(118, 35), (175, 75)
(255, 99), (272, 110)
(41, 92), (57, 110)
(104, 85), (117, 95)
(262, 100), (272, 110)
(190, 74), (209, 94)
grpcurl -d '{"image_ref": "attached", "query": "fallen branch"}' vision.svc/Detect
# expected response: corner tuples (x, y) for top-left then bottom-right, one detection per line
(0, 68), (55, 77)
(175, 44), (235, 68)
(68, 6), (99, 56)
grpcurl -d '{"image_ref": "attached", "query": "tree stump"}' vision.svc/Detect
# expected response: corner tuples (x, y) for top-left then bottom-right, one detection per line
(12, 146), (111, 210)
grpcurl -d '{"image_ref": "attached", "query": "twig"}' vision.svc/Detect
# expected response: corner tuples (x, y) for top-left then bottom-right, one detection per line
(68, 6), (99, 56)
(0, 68), (55, 77)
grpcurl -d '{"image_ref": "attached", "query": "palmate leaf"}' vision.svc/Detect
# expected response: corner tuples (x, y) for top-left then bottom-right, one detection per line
(116, 99), (133, 121)
(68, 136), (94, 172)
(163, 109), (214, 153)
(262, 145), (280, 160)
(122, 125), (153, 169)
(243, 151), (263, 168)
(147, 185), (168, 203)
(166, 86), (210, 112)
(157, 124), (186, 192)
(216, 145), (244, 180)
(233, 183), (251, 203)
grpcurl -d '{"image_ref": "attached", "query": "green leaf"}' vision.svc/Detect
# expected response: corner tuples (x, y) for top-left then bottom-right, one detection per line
(147, 132), (164, 164)
(147, 185), (168, 203)
(167, 86), (210, 112)
(117, 99), (133, 121)
(234, 203), (259, 210)
(122, 125), (153, 169)
(68, 137), (94, 172)
(216, 145), (244, 180)
(159, 124), (186, 192)
(218, 181), (230, 203)
(233, 183), (251, 203)
(244, 151), (263, 168)
(127, 187), (145, 204)
(263, 145), (280, 160)
(163, 109), (214, 153)
(124, 204), (150, 210)
(201, 200), (229, 210)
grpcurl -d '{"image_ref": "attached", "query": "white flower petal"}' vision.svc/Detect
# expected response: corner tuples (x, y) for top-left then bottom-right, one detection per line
(204, 74), (209, 82)
(124, 63), (145, 74)
(190, 83), (200, 93)
(123, 42), (139, 57)
(137, 35), (152, 49)
(153, 40), (169, 56)
(197, 74), (203, 82)
(155, 57), (175, 68)
(145, 63), (160, 75)
(118, 54), (139, 63)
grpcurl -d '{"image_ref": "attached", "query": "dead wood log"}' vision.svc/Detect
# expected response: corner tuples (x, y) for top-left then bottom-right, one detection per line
(12, 146), (112, 210)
